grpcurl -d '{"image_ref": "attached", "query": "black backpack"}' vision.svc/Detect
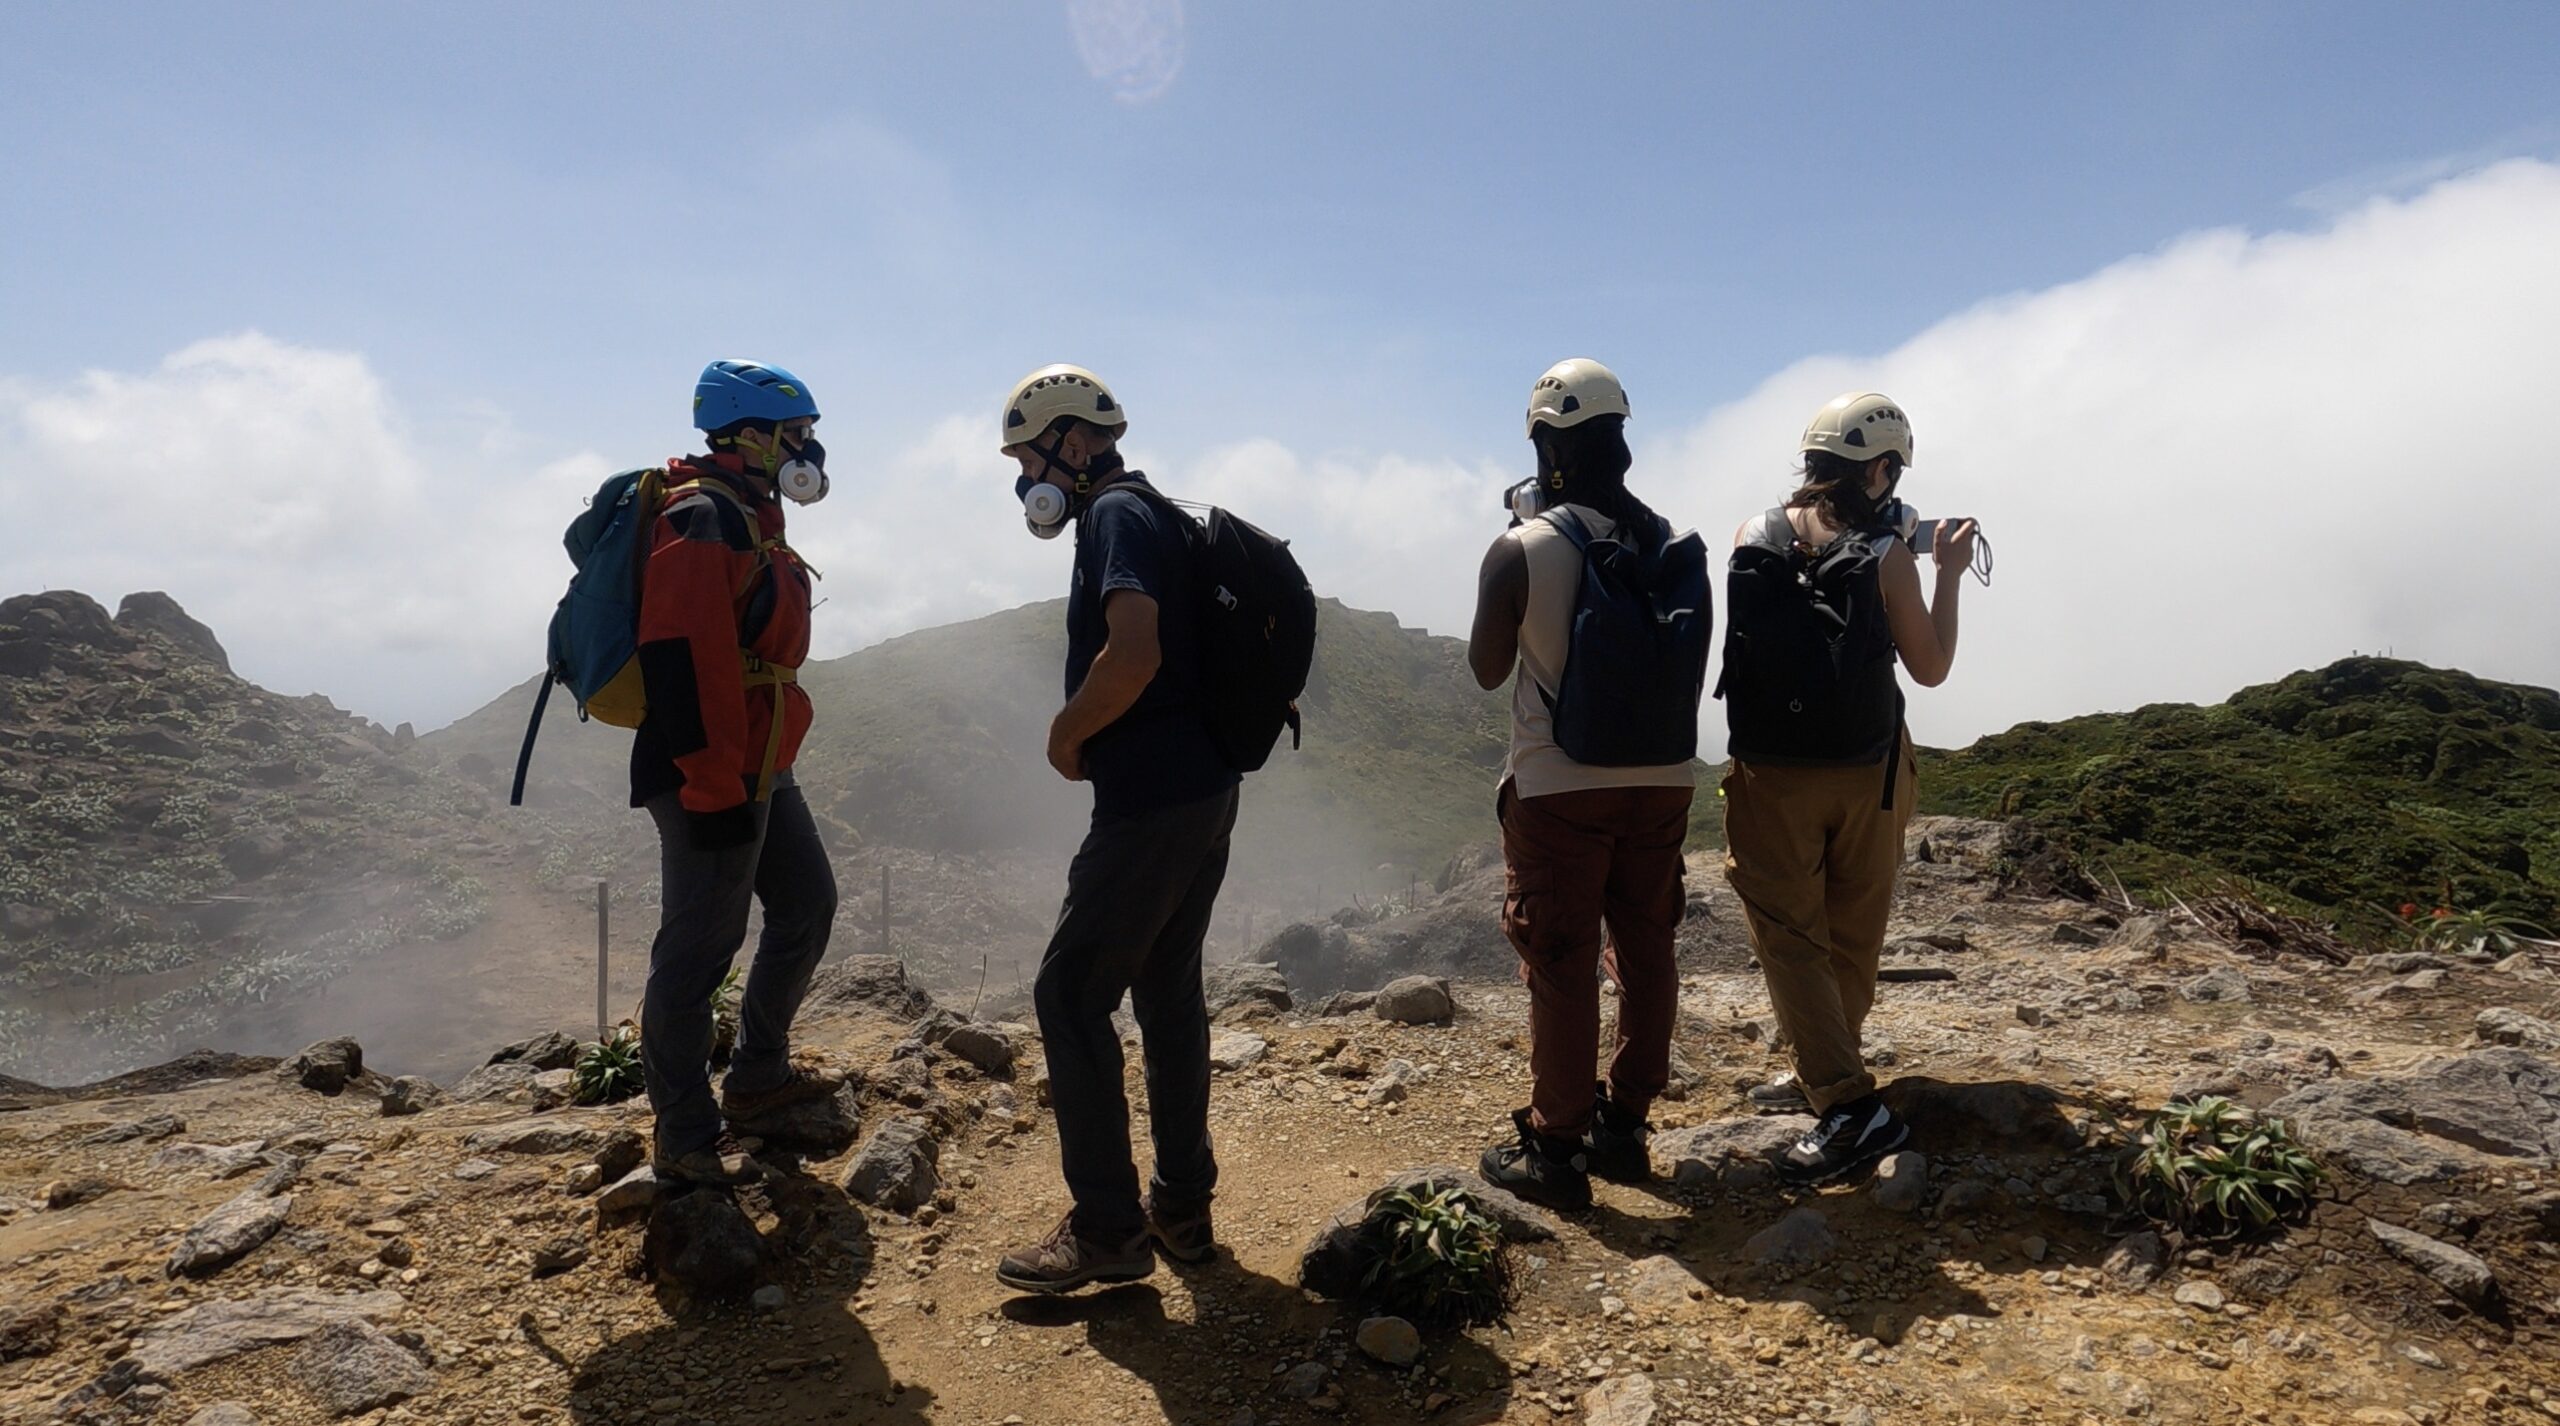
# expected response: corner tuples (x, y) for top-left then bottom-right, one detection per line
(1717, 506), (1904, 773)
(1538, 507), (1713, 767)
(1125, 485), (1319, 773)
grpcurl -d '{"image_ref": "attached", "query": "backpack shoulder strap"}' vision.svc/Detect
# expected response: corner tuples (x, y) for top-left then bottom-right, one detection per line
(1537, 506), (1595, 554)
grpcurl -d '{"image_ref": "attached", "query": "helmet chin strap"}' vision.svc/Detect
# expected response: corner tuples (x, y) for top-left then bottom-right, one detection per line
(1028, 432), (1122, 498)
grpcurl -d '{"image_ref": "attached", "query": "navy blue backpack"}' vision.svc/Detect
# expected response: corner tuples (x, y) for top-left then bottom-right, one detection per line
(1538, 508), (1713, 766)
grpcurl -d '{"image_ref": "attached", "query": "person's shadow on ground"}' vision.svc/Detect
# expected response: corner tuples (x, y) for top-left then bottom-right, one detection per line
(567, 1165), (933, 1426)
(1001, 1253), (1517, 1425)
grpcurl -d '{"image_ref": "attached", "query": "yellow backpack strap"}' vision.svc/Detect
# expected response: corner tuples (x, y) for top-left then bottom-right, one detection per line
(739, 654), (800, 803)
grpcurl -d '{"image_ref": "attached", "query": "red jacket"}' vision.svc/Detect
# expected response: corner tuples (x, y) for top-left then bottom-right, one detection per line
(628, 454), (815, 841)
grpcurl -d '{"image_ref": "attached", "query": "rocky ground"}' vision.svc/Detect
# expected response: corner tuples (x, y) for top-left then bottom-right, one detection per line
(4, 817), (2557, 1426)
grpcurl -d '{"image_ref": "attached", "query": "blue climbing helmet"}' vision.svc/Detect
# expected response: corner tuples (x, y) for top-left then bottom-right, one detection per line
(693, 360), (820, 432)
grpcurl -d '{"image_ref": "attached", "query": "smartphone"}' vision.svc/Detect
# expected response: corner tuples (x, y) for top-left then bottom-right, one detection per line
(1911, 518), (1973, 553)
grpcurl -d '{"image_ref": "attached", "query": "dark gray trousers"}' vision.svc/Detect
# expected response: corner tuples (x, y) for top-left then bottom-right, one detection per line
(1034, 785), (1238, 1238)
(641, 777), (837, 1159)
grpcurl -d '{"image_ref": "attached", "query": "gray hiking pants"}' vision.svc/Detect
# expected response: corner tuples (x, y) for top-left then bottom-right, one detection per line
(1034, 785), (1238, 1238)
(641, 776), (837, 1159)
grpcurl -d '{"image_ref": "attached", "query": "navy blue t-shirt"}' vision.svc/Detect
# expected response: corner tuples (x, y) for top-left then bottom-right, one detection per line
(1066, 474), (1239, 817)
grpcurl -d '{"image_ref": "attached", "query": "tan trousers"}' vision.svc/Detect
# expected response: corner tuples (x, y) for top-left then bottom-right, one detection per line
(1720, 736), (1916, 1114)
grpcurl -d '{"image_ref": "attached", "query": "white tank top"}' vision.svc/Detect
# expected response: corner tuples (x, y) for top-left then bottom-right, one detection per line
(1503, 504), (1697, 799)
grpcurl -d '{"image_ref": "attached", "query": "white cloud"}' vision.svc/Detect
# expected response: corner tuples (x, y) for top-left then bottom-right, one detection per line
(0, 332), (606, 727)
(6, 159), (2555, 750)
(1648, 157), (2560, 749)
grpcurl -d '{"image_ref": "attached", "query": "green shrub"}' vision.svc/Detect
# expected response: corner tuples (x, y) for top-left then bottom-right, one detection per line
(1356, 1185), (1515, 1327)
(2118, 1097), (2322, 1240)
(574, 1027), (645, 1105)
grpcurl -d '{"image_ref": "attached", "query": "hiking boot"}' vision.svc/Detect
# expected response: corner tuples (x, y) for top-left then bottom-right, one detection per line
(1479, 1107), (1593, 1212)
(719, 1062), (843, 1125)
(1777, 1094), (1909, 1186)
(651, 1130), (764, 1189)
(1145, 1191), (1217, 1265)
(994, 1213), (1157, 1294)
(1585, 1082), (1653, 1184)
(1747, 1071), (1813, 1115)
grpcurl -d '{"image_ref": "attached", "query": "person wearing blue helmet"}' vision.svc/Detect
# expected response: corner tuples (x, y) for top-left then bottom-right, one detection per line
(635, 359), (840, 1188)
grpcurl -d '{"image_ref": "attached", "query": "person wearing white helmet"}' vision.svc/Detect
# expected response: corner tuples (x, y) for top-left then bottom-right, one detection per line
(992, 364), (1241, 1294)
(1466, 358), (1708, 1212)
(1719, 391), (1979, 1186)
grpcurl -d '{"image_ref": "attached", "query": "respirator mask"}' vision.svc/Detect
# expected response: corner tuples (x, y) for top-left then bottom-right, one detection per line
(1017, 474), (1071, 540)
(773, 437), (829, 505)
(1501, 477), (1557, 526)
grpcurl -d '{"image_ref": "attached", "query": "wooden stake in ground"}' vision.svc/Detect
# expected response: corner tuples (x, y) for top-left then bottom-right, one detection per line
(595, 880), (609, 1042)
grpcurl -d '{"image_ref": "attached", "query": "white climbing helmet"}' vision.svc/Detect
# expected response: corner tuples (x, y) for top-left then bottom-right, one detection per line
(1799, 391), (1915, 467)
(1000, 364), (1126, 453)
(1525, 358), (1631, 437)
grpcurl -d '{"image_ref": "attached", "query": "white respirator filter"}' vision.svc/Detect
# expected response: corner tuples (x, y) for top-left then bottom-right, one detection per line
(1021, 480), (1070, 539)
(777, 458), (829, 505)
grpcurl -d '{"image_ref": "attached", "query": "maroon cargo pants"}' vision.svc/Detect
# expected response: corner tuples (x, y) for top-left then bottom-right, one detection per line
(1497, 779), (1695, 1139)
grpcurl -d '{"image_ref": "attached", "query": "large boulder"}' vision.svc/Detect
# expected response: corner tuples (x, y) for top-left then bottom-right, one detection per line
(1203, 962), (1294, 1017)
(1299, 1166), (1557, 1299)
(448, 1062), (540, 1105)
(278, 1038), (364, 1096)
(806, 956), (938, 1021)
(841, 1117), (941, 1213)
(114, 592), (232, 672)
(1374, 975), (1456, 1026)
(2268, 1049), (2560, 1185)
(167, 1187), (293, 1278)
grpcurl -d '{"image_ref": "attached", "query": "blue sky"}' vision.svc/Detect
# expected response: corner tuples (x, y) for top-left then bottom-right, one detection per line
(4, 4), (2558, 737)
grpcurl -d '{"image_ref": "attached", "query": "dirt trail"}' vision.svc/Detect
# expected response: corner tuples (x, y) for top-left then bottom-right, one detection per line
(4, 820), (2556, 1425)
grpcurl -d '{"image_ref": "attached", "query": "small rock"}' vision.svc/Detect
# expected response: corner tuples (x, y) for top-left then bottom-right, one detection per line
(1202, 962), (1295, 1016)
(564, 1164), (604, 1195)
(1871, 1151), (1930, 1213)
(0, 1302), (63, 1363)
(1208, 1030), (1268, 1072)
(2014, 1004), (2045, 1027)
(1743, 1207), (1837, 1268)
(727, 1079), (863, 1160)
(530, 1237), (588, 1278)
(449, 1062), (541, 1105)
(752, 1284), (788, 1313)
(378, 1076), (442, 1117)
(452, 1158), (502, 1182)
(42, 1176), (119, 1210)
(150, 1142), (270, 1178)
(375, 1239), (413, 1270)
(593, 1129), (647, 1183)
(841, 1117), (941, 1213)
(185, 1406), (263, 1426)
(167, 1187), (293, 1277)
(1373, 975), (1456, 1026)
(941, 1024), (1017, 1078)
(80, 1113), (186, 1146)
(528, 1068), (577, 1111)
(1620, 1254), (1705, 1315)
(1354, 1316), (1421, 1367)
(643, 1189), (764, 1299)
(2177, 967), (2250, 1004)
(1282, 1361), (1331, 1399)
(2475, 1007), (2560, 1052)
(2021, 1234), (2049, 1263)
(279, 1037), (365, 1095)
(487, 1030), (582, 1071)
(290, 1317), (431, 1417)
(2173, 1280), (2225, 1311)
(1363, 1058), (1419, 1106)
(1583, 1372), (1658, 1426)
(2051, 923), (2106, 946)
(596, 1166), (661, 1215)
(1662, 1116), (1813, 1192)
(2367, 1217), (2499, 1309)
